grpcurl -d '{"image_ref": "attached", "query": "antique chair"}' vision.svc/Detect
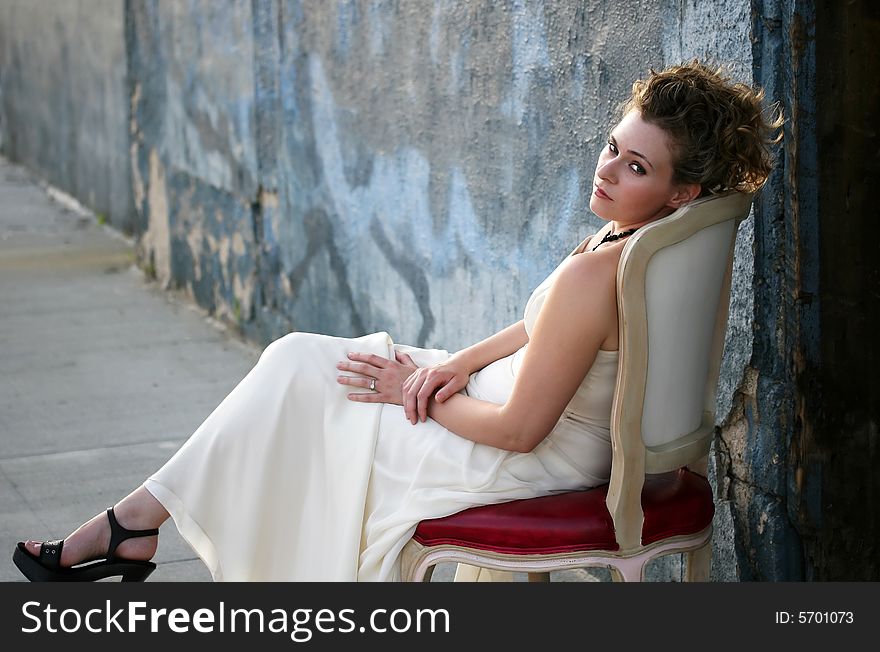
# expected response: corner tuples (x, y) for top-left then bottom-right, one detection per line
(399, 191), (753, 582)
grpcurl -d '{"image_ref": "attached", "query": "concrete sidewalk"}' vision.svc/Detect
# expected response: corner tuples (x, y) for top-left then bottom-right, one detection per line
(0, 156), (261, 581)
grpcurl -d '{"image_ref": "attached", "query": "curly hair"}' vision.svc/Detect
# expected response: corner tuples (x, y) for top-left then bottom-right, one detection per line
(621, 60), (784, 195)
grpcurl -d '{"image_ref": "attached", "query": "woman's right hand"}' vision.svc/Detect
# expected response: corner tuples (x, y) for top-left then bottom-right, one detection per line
(402, 354), (472, 424)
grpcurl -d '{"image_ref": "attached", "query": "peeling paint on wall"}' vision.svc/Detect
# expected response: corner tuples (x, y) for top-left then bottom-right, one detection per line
(144, 148), (171, 286)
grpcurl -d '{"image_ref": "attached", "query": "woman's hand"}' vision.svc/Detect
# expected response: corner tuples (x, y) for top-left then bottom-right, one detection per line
(401, 354), (472, 425)
(336, 350), (419, 406)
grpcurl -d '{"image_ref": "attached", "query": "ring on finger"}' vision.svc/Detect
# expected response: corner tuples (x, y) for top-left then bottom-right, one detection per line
(369, 378), (376, 392)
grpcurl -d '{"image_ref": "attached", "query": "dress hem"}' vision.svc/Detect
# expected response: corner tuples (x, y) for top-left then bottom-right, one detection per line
(144, 478), (223, 582)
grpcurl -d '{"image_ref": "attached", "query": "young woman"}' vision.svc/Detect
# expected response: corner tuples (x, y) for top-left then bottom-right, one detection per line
(14, 60), (782, 582)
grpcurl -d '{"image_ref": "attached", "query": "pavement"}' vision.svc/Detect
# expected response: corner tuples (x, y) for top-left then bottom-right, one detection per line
(0, 156), (602, 583)
(0, 156), (268, 581)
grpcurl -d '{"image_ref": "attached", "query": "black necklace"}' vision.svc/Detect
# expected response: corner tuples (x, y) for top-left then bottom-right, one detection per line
(590, 227), (638, 251)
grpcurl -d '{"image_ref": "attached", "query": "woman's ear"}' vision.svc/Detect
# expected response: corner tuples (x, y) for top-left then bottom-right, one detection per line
(667, 183), (702, 208)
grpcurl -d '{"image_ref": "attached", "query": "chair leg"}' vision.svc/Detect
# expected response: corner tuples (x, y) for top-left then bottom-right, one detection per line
(684, 540), (712, 582)
(608, 556), (645, 582)
(453, 563), (481, 582)
(399, 540), (427, 581)
(479, 568), (514, 582)
(528, 572), (551, 582)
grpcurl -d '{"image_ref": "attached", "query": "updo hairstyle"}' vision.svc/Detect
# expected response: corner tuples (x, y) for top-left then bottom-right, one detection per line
(622, 60), (784, 195)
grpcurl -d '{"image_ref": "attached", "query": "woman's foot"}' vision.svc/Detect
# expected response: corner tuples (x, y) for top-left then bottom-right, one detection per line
(20, 485), (167, 567)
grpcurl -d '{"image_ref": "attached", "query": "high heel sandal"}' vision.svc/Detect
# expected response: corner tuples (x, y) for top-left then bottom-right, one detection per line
(13, 507), (159, 582)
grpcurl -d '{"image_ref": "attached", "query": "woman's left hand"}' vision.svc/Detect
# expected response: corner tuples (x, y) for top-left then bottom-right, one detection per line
(336, 350), (419, 406)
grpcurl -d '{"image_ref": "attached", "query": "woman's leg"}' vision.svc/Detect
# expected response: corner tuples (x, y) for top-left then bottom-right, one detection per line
(21, 484), (169, 567)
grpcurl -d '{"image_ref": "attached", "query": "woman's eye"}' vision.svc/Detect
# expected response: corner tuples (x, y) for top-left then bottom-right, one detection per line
(629, 162), (646, 175)
(607, 141), (618, 154)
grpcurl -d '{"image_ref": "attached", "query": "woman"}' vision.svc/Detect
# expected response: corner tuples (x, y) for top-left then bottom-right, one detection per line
(14, 60), (782, 581)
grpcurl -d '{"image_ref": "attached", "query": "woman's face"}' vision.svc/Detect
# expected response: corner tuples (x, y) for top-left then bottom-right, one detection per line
(590, 110), (698, 226)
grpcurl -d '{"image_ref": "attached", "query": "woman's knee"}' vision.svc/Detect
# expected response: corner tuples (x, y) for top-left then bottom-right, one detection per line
(260, 331), (315, 365)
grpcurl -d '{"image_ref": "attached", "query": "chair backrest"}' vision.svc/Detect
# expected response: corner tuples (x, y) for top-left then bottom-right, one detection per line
(605, 191), (753, 550)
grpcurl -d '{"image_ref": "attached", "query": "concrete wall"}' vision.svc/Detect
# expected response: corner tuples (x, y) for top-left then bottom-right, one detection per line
(129, 0), (667, 350)
(0, 0), (132, 231)
(127, 0), (260, 332)
(735, 0), (818, 580)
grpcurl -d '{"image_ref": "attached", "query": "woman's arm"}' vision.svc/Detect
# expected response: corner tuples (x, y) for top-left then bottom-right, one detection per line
(340, 319), (529, 419)
(424, 248), (619, 453)
(452, 319), (529, 375)
(401, 319), (528, 423)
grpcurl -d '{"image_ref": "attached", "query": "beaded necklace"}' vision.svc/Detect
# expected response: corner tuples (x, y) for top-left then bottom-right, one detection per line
(590, 227), (638, 252)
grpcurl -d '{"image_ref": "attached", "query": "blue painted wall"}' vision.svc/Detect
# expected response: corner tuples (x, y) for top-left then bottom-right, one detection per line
(128, 0), (668, 351)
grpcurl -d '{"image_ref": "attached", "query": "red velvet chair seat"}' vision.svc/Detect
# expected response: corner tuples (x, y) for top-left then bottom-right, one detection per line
(412, 468), (714, 555)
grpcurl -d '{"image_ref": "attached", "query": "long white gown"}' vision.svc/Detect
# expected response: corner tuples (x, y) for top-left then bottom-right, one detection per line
(144, 252), (618, 581)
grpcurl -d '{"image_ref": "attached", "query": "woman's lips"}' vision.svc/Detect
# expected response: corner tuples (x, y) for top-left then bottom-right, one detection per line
(594, 186), (612, 201)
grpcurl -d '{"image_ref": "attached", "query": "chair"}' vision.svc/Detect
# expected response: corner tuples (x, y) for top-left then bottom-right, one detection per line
(399, 191), (754, 582)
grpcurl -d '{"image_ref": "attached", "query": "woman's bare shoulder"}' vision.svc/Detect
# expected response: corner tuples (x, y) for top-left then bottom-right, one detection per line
(545, 246), (620, 351)
(557, 244), (620, 293)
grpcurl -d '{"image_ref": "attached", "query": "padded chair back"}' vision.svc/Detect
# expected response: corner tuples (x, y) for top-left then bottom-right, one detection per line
(606, 191), (753, 549)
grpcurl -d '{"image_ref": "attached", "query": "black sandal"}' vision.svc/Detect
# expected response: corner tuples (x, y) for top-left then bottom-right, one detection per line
(12, 507), (159, 582)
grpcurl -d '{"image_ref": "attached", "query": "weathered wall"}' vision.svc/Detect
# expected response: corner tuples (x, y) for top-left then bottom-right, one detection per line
(127, 0), (260, 330)
(129, 0), (666, 350)
(0, 0), (132, 231)
(737, 0), (820, 581)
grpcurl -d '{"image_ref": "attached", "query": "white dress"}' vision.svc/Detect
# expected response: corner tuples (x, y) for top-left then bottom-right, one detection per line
(145, 252), (618, 581)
